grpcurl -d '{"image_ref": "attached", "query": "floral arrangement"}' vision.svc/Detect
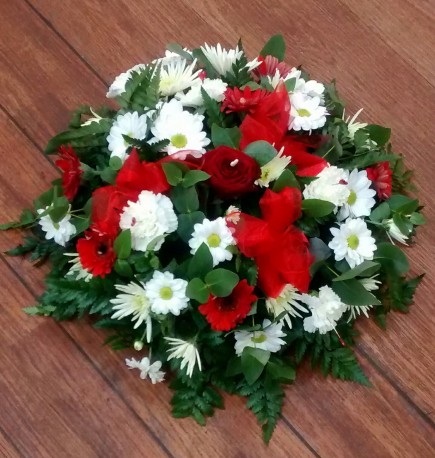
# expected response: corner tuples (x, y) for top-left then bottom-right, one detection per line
(1, 35), (425, 442)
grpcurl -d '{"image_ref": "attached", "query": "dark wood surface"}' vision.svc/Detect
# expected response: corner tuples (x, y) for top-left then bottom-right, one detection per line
(0, 1), (434, 456)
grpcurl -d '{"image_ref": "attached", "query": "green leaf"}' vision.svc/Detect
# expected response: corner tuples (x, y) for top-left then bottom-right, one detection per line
(200, 87), (224, 126)
(113, 230), (131, 259)
(109, 156), (123, 171)
(266, 359), (296, 383)
(260, 34), (286, 61)
(114, 259), (133, 278)
(0, 208), (35, 230)
(332, 279), (381, 306)
(388, 195), (419, 214)
(48, 197), (70, 223)
(243, 140), (277, 166)
(171, 186), (199, 213)
(177, 211), (205, 242)
(162, 162), (184, 186)
(272, 169), (300, 191)
(302, 199), (335, 217)
(205, 269), (239, 297)
(333, 261), (380, 282)
(375, 242), (409, 274)
(166, 42), (193, 61)
(365, 124), (391, 146)
(409, 212), (426, 226)
(211, 124), (241, 149)
(369, 202), (391, 222)
(241, 348), (270, 385)
(182, 170), (210, 188)
(226, 357), (243, 377)
(186, 278), (209, 303)
(188, 243), (213, 279)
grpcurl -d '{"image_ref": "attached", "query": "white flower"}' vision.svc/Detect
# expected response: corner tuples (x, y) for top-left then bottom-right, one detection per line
(360, 275), (381, 292)
(303, 166), (350, 207)
(234, 319), (286, 356)
(159, 58), (200, 96)
(268, 67), (301, 90)
(189, 217), (235, 266)
(246, 56), (262, 72)
(289, 93), (328, 131)
(37, 207), (76, 247)
(201, 43), (243, 75)
(302, 286), (347, 334)
(175, 78), (227, 107)
(384, 219), (409, 245)
(106, 64), (146, 98)
(64, 253), (92, 282)
(125, 357), (165, 384)
(165, 337), (202, 377)
(294, 79), (325, 100)
(225, 205), (241, 225)
(150, 99), (210, 155)
(265, 284), (308, 329)
(119, 191), (178, 252)
(338, 169), (376, 220)
(329, 218), (377, 268)
(255, 147), (291, 187)
(111, 282), (152, 339)
(145, 271), (189, 316)
(344, 108), (368, 140)
(153, 49), (191, 67)
(107, 112), (148, 161)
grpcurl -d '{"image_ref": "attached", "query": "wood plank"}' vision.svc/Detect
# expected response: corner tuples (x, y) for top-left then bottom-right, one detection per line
(0, 429), (21, 458)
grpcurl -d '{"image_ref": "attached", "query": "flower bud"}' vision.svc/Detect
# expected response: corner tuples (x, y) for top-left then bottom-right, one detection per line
(133, 340), (144, 351)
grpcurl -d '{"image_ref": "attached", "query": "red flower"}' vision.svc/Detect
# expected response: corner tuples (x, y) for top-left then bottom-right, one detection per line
(221, 86), (270, 114)
(77, 228), (116, 278)
(55, 145), (83, 200)
(199, 280), (257, 331)
(202, 146), (260, 198)
(366, 161), (393, 200)
(251, 55), (292, 81)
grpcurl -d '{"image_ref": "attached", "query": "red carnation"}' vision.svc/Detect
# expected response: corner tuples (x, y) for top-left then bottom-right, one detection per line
(77, 228), (116, 278)
(366, 161), (393, 200)
(55, 145), (83, 200)
(199, 280), (257, 331)
(221, 86), (270, 114)
(251, 55), (292, 81)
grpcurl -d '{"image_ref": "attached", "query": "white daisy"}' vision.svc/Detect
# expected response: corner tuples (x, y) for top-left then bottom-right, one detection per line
(338, 169), (376, 221)
(106, 64), (146, 98)
(125, 356), (165, 384)
(303, 166), (350, 207)
(159, 58), (200, 97)
(64, 253), (92, 282)
(384, 218), (409, 245)
(302, 286), (347, 334)
(110, 282), (152, 340)
(188, 217), (235, 266)
(294, 79), (325, 99)
(265, 284), (308, 329)
(175, 78), (227, 107)
(255, 147), (291, 187)
(329, 218), (377, 268)
(145, 271), (189, 316)
(201, 43), (243, 75)
(37, 207), (76, 247)
(107, 111), (148, 161)
(150, 99), (210, 155)
(165, 337), (202, 377)
(234, 319), (286, 356)
(119, 191), (178, 252)
(289, 93), (328, 131)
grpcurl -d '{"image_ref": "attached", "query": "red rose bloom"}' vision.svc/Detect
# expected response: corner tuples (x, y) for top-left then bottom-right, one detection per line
(199, 280), (257, 331)
(55, 145), (83, 200)
(221, 86), (270, 114)
(77, 228), (116, 278)
(251, 55), (292, 81)
(202, 146), (261, 198)
(366, 161), (393, 200)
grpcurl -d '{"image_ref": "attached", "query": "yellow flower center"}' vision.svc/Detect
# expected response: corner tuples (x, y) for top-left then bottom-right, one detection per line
(297, 108), (311, 117)
(207, 233), (221, 248)
(347, 235), (359, 250)
(171, 133), (188, 148)
(347, 190), (357, 205)
(251, 333), (267, 344)
(159, 286), (173, 300)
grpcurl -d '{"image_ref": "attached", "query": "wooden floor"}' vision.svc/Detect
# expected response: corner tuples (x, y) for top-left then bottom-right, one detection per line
(0, 1), (434, 456)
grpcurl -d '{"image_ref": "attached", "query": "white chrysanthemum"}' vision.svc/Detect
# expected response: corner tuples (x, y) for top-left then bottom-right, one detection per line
(303, 166), (350, 207)
(255, 147), (291, 187)
(246, 56), (262, 72)
(189, 217), (235, 266)
(175, 78), (227, 107)
(106, 64), (146, 98)
(201, 43), (243, 75)
(107, 112), (148, 161)
(265, 284), (308, 329)
(289, 93), (328, 131)
(159, 58), (200, 96)
(145, 271), (189, 316)
(37, 207), (76, 247)
(119, 191), (178, 252)
(111, 282), (152, 340)
(64, 253), (92, 282)
(234, 319), (286, 356)
(302, 286), (347, 334)
(329, 218), (377, 268)
(344, 108), (368, 140)
(165, 337), (202, 377)
(150, 99), (210, 155)
(338, 169), (377, 221)
(125, 357), (165, 384)
(360, 275), (381, 292)
(384, 218), (409, 245)
(153, 49), (191, 67)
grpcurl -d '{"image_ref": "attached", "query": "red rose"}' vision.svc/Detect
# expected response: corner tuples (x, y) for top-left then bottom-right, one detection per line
(199, 280), (257, 331)
(55, 145), (83, 200)
(366, 161), (392, 200)
(202, 146), (260, 198)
